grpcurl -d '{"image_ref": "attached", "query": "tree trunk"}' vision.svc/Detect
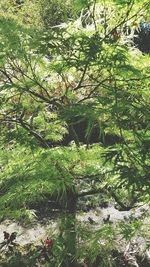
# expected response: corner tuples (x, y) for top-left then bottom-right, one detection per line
(61, 188), (78, 267)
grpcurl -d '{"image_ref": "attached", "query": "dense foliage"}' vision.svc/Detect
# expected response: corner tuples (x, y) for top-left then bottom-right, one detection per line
(0, 0), (150, 266)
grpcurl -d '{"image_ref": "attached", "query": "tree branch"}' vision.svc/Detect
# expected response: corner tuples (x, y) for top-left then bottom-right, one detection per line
(19, 118), (50, 148)
(78, 187), (106, 197)
(78, 185), (134, 211)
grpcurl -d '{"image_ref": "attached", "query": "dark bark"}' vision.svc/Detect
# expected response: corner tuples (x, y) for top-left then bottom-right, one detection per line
(61, 189), (78, 267)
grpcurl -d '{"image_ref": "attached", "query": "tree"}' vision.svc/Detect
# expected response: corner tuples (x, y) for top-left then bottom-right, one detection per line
(0, 0), (150, 266)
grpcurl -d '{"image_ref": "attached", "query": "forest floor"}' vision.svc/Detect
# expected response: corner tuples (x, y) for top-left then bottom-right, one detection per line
(0, 204), (150, 266)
